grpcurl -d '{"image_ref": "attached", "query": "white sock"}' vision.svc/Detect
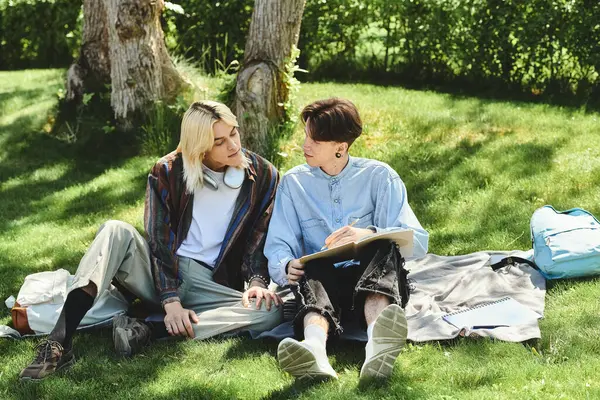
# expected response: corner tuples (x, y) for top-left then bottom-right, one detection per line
(367, 321), (375, 340)
(304, 324), (327, 348)
(303, 324), (329, 364)
(365, 321), (376, 360)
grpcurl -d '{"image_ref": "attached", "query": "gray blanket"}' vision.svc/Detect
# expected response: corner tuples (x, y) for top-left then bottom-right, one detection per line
(254, 250), (546, 342)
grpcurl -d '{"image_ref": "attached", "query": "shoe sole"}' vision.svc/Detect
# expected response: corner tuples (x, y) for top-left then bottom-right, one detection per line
(19, 354), (76, 382)
(360, 304), (407, 381)
(277, 339), (337, 382)
(112, 314), (132, 357)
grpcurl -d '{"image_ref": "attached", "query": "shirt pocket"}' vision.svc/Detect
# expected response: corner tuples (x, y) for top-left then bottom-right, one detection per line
(349, 212), (374, 229)
(300, 218), (327, 251)
(300, 218), (326, 230)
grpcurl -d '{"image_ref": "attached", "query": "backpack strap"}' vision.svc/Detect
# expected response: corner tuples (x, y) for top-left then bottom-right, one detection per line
(491, 256), (539, 272)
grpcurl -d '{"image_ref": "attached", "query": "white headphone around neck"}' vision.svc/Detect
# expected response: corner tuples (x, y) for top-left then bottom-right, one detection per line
(203, 167), (245, 190)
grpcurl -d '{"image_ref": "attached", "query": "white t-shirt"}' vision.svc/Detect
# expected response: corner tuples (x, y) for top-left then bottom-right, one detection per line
(176, 168), (241, 267)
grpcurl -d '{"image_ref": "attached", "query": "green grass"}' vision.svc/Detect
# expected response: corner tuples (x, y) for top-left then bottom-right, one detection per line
(1, 69), (600, 399)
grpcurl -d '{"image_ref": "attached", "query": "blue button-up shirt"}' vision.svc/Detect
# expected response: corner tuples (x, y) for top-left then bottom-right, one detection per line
(265, 156), (429, 286)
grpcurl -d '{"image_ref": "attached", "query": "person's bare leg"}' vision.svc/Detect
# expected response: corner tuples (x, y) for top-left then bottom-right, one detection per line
(361, 293), (407, 381)
(364, 293), (390, 325)
(80, 282), (98, 298)
(304, 312), (329, 332)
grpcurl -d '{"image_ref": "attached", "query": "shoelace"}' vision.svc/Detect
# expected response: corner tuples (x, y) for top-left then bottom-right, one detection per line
(120, 319), (151, 346)
(133, 323), (152, 345)
(33, 340), (63, 364)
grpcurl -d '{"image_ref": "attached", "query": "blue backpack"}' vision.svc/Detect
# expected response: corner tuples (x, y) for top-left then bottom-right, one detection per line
(530, 205), (600, 279)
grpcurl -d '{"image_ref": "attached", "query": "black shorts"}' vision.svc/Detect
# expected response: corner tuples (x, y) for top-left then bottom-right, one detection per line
(292, 240), (410, 338)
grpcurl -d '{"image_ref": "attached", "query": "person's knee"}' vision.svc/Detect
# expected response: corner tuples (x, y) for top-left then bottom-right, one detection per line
(254, 302), (283, 331)
(98, 220), (136, 238)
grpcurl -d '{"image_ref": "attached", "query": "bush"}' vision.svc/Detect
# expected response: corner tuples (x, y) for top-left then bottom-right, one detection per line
(0, 0), (82, 70)
(298, 0), (600, 101)
(163, 0), (253, 74)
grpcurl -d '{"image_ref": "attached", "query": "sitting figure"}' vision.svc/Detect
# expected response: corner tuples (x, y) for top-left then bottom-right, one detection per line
(264, 98), (429, 382)
(20, 101), (282, 381)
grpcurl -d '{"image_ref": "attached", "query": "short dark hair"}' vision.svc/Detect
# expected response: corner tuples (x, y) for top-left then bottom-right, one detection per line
(301, 98), (362, 146)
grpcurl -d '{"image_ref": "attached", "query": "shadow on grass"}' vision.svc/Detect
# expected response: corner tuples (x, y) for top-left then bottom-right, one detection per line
(356, 373), (429, 400)
(222, 336), (279, 360)
(304, 66), (600, 114)
(3, 333), (241, 400)
(0, 77), (151, 255)
(263, 379), (329, 400)
(0, 88), (49, 114)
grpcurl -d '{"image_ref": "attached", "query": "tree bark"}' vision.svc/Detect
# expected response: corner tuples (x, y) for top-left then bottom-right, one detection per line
(66, 0), (187, 126)
(234, 0), (306, 154)
(66, 0), (110, 101)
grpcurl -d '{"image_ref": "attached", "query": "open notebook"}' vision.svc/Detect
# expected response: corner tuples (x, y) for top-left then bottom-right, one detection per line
(443, 297), (542, 330)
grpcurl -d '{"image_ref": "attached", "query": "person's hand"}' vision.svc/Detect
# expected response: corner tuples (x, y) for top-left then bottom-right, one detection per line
(287, 258), (305, 285)
(325, 226), (373, 249)
(163, 301), (199, 338)
(242, 286), (282, 311)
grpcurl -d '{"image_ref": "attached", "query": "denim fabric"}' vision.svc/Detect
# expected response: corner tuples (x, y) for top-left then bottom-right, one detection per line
(292, 241), (409, 338)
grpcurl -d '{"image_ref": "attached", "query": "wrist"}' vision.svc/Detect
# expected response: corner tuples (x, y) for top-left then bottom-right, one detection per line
(163, 300), (182, 313)
(248, 274), (268, 289)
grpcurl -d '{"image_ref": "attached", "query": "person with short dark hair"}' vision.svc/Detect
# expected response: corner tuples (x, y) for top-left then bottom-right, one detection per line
(265, 98), (429, 382)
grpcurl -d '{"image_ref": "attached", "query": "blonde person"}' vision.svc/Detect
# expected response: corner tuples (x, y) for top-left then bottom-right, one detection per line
(20, 101), (282, 381)
(265, 98), (429, 382)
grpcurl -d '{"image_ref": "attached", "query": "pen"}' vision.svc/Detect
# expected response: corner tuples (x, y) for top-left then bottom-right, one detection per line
(320, 217), (361, 251)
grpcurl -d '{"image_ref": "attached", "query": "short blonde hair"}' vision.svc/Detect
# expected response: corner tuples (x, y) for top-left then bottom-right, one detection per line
(177, 101), (248, 193)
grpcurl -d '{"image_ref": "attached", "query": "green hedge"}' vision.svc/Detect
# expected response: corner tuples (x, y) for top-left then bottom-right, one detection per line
(0, 0), (81, 70)
(298, 0), (600, 99)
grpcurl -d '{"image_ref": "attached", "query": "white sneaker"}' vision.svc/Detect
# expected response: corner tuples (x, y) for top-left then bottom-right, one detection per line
(360, 304), (408, 381)
(277, 338), (338, 381)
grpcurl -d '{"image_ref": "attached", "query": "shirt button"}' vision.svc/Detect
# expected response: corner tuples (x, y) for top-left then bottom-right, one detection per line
(331, 178), (337, 184)
(335, 218), (341, 223)
(334, 199), (339, 203)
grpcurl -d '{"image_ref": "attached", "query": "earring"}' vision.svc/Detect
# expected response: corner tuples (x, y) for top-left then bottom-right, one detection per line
(335, 152), (342, 158)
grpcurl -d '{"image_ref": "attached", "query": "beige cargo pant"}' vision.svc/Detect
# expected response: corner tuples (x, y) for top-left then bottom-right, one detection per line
(70, 220), (282, 340)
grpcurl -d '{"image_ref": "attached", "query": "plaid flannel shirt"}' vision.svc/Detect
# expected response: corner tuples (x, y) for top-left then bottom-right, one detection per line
(144, 149), (279, 306)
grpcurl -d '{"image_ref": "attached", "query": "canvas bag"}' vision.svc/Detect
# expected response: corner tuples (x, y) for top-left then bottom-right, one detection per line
(5, 269), (129, 337)
(530, 205), (600, 279)
(11, 269), (71, 334)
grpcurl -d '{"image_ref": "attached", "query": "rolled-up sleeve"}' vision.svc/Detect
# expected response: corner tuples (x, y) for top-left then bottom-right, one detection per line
(368, 175), (429, 260)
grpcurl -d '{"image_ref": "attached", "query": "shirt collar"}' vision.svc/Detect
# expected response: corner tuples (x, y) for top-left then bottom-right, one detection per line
(311, 155), (354, 181)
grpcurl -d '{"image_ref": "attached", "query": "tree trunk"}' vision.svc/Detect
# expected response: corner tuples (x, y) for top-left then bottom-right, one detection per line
(234, 0), (306, 154)
(66, 0), (110, 101)
(66, 0), (187, 126)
